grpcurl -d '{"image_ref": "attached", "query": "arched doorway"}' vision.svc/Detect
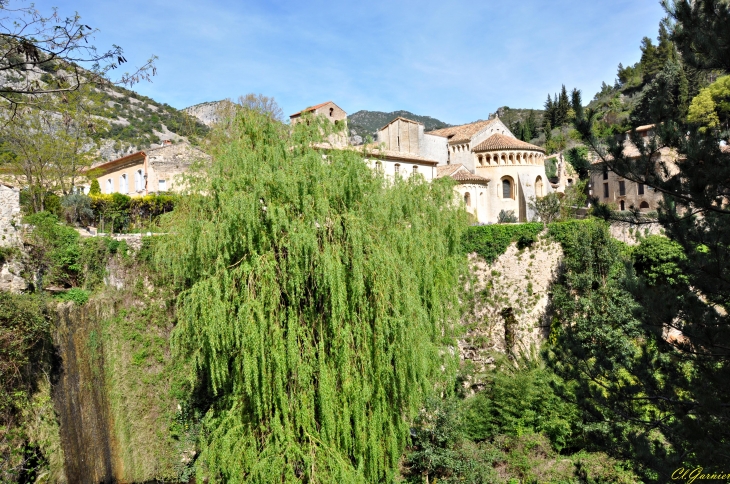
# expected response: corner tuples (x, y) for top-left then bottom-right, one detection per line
(535, 176), (543, 197)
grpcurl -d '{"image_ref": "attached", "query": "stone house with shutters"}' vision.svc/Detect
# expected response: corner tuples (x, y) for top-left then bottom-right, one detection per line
(86, 142), (210, 197)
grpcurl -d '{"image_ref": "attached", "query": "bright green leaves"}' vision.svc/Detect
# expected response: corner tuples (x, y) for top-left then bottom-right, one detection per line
(157, 109), (467, 482)
(687, 74), (730, 131)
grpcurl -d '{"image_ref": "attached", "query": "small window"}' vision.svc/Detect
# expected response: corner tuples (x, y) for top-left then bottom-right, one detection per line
(106, 178), (113, 194)
(412, 165), (418, 174)
(620, 200), (625, 211)
(120, 174), (128, 193)
(502, 179), (512, 199)
(464, 192), (471, 207)
(329, 107), (334, 117)
(619, 181), (626, 196)
(394, 164), (400, 174)
(535, 177), (543, 197)
(397, 135), (400, 148)
(375, 161), (383, 171)
(159, 179), (167, 191)
(603, 183), (609, 198)
(638, 183), (645, 195)
(603, 168), (608, 180)
(640, 201), (650, 210)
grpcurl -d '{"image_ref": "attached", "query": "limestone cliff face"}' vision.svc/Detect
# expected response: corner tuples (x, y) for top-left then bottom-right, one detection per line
(183, 100), (225, 127)
(459, 233), (564, 383)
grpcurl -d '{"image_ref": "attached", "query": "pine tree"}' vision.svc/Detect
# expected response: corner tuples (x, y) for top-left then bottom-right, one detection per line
(156, 108), (468, 483)
(568, 0), (730, 473)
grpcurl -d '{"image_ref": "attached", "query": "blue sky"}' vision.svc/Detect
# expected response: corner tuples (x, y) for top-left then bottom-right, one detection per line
(34, 0), (665, 124)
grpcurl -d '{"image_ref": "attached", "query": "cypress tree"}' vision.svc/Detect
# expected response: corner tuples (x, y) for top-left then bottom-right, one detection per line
(156, 109), (467, 483)
(556, 85), (570, 126)
(544, 94), (555, 128)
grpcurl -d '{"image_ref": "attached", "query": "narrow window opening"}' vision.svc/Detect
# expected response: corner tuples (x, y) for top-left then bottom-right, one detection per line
(638, 183), (645, 195)
(619, 181), (626, 196)
(603, 183), (609, 198)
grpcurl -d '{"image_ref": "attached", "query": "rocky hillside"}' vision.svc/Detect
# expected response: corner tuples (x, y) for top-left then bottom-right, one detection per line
(183, 100), (225, 127)
(93, 85), (210, 160)
(347, 110), (453, 138)
(0, 64), (210, 161)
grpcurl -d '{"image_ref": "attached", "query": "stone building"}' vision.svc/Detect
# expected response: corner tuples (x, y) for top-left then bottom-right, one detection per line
(87, 142), (209, 196)
(376, 115), (550, 223)
(589, 124), (669, 211)
(290, 101), (349, 147)
(292, 101), (551, 224)
(0, 182), (21, 247)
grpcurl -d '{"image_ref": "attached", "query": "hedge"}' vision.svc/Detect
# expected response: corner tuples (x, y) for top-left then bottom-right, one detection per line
(89, 193), (177, 232)
(462, 223), (543, 262)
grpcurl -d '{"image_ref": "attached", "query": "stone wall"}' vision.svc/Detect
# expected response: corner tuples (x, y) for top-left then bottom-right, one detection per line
(460, 234), (564, 383)
(0, 183), (21, 247)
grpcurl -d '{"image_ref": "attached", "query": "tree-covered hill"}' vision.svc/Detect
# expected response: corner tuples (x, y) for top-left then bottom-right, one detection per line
(347, 109), (453, 138)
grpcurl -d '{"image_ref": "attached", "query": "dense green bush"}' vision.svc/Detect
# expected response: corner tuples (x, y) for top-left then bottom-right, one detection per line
(0, 292), (51, 481)
(89, 193), (176, 232)
(23, 211), (127, 290)
(461, 354), (579, 452)
(632, 235), (688, 286)
(462, 222), (543, 262)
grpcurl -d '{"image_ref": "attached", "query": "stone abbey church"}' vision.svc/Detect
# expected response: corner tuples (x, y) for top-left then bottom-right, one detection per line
(291, 101), (552, 224)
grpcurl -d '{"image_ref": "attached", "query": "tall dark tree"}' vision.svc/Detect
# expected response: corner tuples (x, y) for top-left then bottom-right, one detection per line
(566, 0), (730, 475)
(544, 94), (555, 128)
(556, 85), (570, 126)
(570, 88), (583, 121)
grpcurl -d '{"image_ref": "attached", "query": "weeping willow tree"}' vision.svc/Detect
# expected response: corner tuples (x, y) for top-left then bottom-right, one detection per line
(155, 106), (468, 483)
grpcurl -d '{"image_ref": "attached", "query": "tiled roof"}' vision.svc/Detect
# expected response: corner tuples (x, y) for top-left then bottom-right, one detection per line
(436, 164), (464, 177)
(370, 149), (439, 165)
(378, 116), (423, 131)
(435, 163), (489, 184)
(472, 133), (544, 153)
(450, 171), (490, 183)
(289, 101), (334, 118)
(426, 119), (497, 143)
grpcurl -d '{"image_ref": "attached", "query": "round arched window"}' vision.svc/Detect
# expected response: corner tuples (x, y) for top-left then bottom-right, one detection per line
(502, 178), (512, 199)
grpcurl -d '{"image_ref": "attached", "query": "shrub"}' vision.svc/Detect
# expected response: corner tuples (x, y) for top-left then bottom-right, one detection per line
(498, 209), (518, 223)
(55, 288), (90, 305)
(462, 223), (543, 262)
(89, 179), (101, 196)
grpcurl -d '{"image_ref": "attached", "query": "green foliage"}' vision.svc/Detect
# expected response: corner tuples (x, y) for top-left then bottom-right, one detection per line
(156, 109), (468, 482)
(90, 193), (177, 232)
(461, 353), (579, 452)
(686, 74), (730, 131)
(497, 209), (517, 223)
(24, 211), (82, 288)
(404, 395), (640, 484)
(573, 3), (730, 473)
(89, 179), (101, 196)
(545, 156), (558, 179)
(632, 235), (688, 286)
(0, 292), (52, 481)
(61, 193), (94, 226)
(528, 192), (562, 225)
(23, 211), (123, 290)
(462, 223), (542, 263)
(55, 288), (90, 305)
(565, 146), (591, 180)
